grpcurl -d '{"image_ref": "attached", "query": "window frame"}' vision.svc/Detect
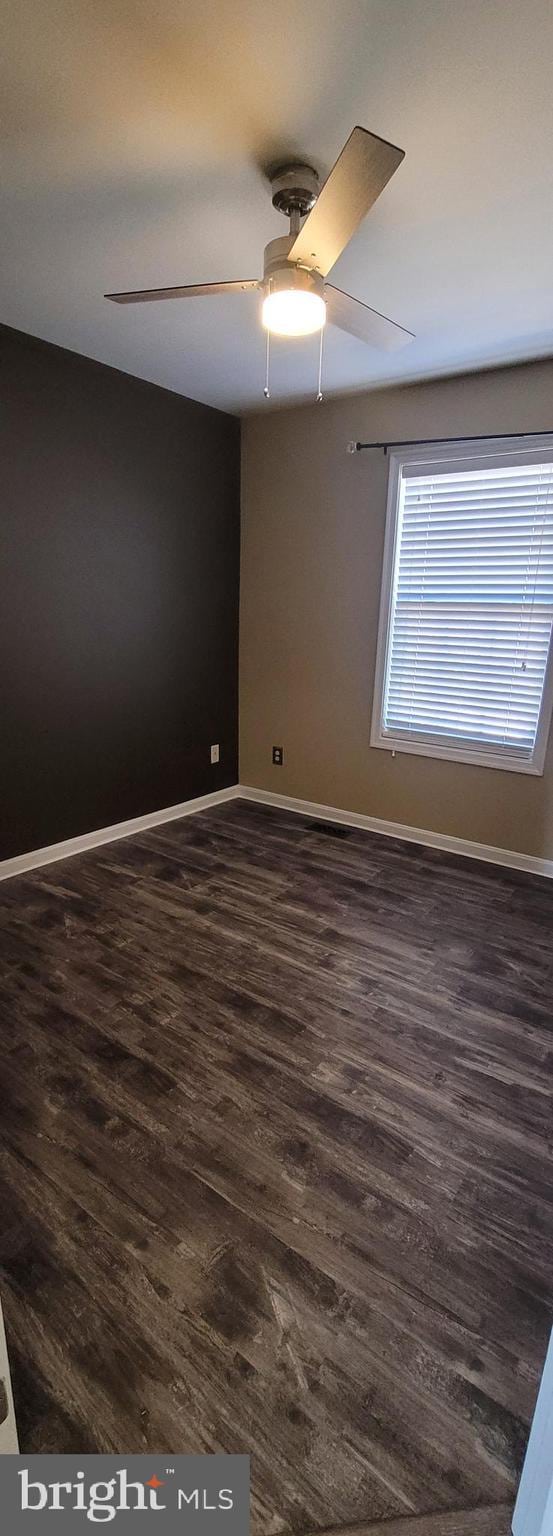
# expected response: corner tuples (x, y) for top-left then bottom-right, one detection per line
(370, 435), (553, 776)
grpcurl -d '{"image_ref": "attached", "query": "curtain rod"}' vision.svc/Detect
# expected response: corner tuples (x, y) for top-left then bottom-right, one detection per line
(347, 430), (553, 456)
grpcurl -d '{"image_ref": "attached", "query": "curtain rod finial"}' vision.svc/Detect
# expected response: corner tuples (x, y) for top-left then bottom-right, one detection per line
(346, 440), (358, 454)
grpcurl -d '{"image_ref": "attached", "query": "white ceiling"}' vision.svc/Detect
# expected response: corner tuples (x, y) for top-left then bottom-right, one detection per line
(2, 0), (553, 414)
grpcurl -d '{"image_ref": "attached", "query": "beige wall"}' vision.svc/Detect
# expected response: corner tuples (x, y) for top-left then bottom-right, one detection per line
(239, 358), (553, 859)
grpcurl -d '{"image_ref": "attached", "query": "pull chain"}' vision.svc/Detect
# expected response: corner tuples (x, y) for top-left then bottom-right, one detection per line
(263, 314), (324, 402)
(264, 326), (271, 399)
(316, 322), (324, 402)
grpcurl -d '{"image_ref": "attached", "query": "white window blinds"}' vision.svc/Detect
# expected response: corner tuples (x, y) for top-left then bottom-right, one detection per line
(374, 448), (553, 772)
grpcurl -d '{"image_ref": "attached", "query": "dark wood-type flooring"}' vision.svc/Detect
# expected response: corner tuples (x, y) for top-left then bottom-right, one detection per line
(1, 800), (552, 1532)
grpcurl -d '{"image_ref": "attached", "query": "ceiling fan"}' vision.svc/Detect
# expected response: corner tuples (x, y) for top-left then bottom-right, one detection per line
(105, 126), (414, 359)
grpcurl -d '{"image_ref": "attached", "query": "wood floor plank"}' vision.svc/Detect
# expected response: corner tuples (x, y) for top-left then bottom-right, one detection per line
(0, 800), (551, 1533)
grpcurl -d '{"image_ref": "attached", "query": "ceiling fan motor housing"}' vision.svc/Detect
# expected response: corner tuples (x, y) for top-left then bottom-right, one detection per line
(262, 235), (324, 302)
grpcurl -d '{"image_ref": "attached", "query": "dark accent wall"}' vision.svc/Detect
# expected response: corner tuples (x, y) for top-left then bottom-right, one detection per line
(1, 324), (240, 860)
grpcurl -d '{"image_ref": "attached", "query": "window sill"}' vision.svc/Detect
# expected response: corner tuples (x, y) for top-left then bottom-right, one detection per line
(369, 731), (544, 776)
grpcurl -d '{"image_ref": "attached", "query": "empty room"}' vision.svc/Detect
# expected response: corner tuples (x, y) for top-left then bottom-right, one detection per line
(1, 2), (552, 1533)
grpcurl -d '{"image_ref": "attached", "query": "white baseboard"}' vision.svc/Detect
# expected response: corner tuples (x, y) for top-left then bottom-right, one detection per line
(238, 785), (553, 880)
(2, 780), (551, 883)
(0, 785), (239, 883)
(0, 1298), (18, 1454)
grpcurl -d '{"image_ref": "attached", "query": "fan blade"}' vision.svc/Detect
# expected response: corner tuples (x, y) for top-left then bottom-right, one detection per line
(288, 126), (404, 278)
(326, 284), (414, 351)
(105, 280), (259, 304)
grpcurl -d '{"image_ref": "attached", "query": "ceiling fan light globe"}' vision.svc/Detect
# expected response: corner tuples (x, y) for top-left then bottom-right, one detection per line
(262, 288), (326, 337)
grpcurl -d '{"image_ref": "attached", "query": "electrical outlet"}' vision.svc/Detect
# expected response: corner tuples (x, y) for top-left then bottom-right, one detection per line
(272, 746), (283, 765)
(210, 744), (220, 764)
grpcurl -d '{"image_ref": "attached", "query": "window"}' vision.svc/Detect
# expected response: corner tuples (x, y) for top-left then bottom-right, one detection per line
(371, 438), (553, 774)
